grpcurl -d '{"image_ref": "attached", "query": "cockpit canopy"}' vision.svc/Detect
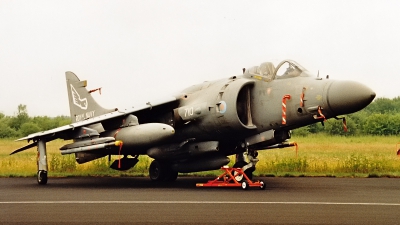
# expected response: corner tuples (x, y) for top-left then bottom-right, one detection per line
(244, 60), (312, 81)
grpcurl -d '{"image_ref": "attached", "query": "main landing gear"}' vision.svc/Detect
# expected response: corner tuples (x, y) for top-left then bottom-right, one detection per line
(149, 160), (178, 182)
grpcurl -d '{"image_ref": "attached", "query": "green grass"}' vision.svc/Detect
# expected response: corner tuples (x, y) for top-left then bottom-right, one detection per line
(255, 135), (400, 177)
(1, 134), (400, 178)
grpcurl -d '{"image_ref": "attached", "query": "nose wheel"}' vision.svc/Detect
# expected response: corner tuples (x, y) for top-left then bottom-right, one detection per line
(232, 161), (253, 182)
(233, 150), (259, 182)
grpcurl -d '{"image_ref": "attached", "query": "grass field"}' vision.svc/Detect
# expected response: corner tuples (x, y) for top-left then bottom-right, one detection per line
(1, 134), (399, 178)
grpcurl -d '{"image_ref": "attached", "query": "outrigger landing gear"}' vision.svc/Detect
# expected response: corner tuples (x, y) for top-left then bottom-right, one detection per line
(36, 140), (48, 185)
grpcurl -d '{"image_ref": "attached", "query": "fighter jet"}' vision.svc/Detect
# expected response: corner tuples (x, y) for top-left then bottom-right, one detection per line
(11, 60), (375, 184)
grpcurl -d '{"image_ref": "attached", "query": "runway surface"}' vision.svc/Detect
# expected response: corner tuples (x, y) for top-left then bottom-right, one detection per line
(0, 176), (399, 224)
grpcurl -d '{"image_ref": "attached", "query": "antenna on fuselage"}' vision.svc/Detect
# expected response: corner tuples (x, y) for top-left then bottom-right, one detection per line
(316, 70), (322, 80)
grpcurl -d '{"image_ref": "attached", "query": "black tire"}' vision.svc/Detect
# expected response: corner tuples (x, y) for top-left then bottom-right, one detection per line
(245, 167), (255, 181)
(149, 160), (165, 181)
(163, 164), (178, 182)
(37, 170), (48, 185)
(164, 170), (178, 182)
(241, 181), (248, 190)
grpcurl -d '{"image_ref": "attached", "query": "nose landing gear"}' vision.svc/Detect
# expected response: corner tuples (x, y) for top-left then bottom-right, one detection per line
(232, 150), (259, 182)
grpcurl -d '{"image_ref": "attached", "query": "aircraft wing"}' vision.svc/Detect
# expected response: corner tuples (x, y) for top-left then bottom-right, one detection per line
(12, 96), (177, 152)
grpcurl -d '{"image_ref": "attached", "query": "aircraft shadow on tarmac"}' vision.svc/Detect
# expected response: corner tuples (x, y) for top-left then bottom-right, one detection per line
(18, 176), (282, 191)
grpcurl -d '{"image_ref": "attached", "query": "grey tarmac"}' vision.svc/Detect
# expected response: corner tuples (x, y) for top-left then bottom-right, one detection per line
(0, 177), (399, 224)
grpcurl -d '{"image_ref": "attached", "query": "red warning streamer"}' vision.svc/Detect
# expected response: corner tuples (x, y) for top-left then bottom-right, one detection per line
(313, 106), (326, 121)
(318, 106), (326, 121)
(396, 143), (400, 156)
(300, 87), (306, 107)
(118, 142), (123, 169)
(342, 117), (348, 132)
(282, 95), (291, 125)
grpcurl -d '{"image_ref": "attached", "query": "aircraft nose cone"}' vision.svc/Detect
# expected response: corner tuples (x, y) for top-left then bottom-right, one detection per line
(327, 81), (375, 116)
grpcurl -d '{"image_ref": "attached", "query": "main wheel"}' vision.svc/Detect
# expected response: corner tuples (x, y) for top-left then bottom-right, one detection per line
(149, 160), (166, 181)
(164, 164), (178, 182)
(164, 170), (178, 182)
(37, 170), (48, 185)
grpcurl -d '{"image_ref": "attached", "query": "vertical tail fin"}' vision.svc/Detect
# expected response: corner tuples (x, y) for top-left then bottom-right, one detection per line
(66, 71), (117, 123)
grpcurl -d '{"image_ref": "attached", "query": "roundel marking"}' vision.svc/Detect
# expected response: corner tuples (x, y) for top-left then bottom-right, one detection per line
(219, 101), (227, 114)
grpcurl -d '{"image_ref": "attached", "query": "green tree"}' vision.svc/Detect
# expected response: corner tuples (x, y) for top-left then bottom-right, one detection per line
(364, 97), (399, 114)
(0, 117), (18, 138)
(292, 126), (310, 137)
(307, 123), (325, 133)
(31, 115), (71, 131)
(19, 122), (41, 137)
(363, 113), (400, 135)
(9, 104), (30, 130)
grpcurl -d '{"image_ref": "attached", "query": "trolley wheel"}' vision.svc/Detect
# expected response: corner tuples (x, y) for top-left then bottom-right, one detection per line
(259, 180), (266, 190)
(241, 181), (248, 190)
(37, 170), (47, 185)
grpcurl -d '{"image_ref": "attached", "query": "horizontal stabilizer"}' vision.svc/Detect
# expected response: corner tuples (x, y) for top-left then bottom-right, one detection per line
(10, 142), (37, 155)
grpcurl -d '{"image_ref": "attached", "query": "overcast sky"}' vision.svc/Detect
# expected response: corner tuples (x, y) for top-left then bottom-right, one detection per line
(1, 0), (399, 117)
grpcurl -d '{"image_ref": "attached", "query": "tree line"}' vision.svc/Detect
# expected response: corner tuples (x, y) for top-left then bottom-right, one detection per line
(1, 97), (400, 138)
(0, 104), (70, 138)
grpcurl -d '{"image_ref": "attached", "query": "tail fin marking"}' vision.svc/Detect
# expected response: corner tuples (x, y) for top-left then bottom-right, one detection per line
(66, 71), (116, 123)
